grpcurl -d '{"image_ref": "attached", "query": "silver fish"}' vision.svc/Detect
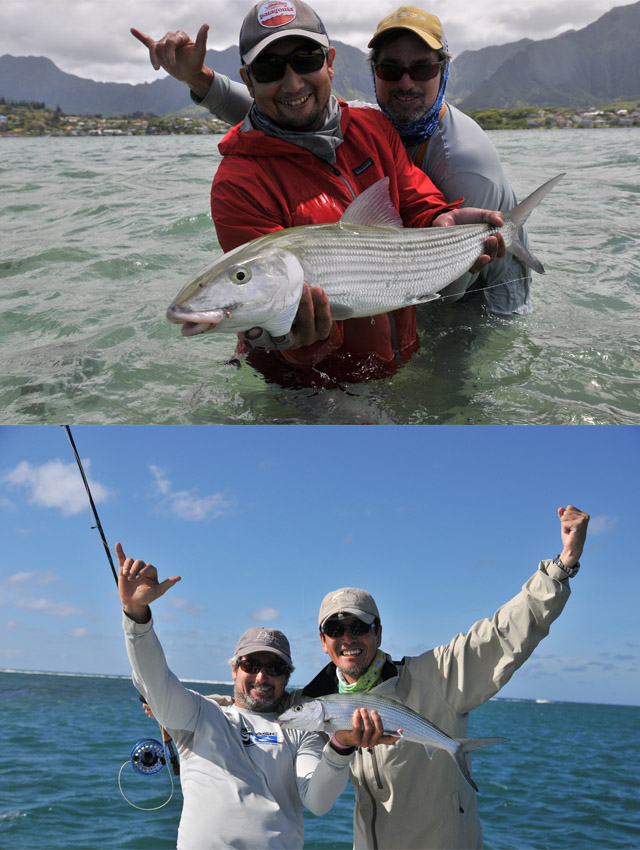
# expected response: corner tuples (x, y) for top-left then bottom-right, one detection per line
(277, 692), (508, 792)
(167, 174), (564, 338)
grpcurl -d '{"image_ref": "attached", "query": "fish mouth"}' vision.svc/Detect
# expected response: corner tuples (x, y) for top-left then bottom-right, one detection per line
(166, 304), (227, 336)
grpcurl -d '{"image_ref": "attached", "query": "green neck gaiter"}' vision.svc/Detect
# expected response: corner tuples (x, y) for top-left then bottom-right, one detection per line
(337, 649), (387, 693)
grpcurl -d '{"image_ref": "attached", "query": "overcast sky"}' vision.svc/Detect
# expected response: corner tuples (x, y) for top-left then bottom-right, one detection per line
(2, 0), (637, 84)
(1, 425), (638, 707)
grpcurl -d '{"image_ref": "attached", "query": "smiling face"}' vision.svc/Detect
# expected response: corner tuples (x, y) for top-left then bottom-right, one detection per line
(373, 31), (443, 125)
(320, 617), (382, 683)
(232, 651), (290, 712)
(240, 36), (336, 132)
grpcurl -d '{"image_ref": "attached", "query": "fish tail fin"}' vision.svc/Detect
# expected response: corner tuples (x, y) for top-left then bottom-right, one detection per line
(452, 736), (510, 793)
(504, 173), (565, 274)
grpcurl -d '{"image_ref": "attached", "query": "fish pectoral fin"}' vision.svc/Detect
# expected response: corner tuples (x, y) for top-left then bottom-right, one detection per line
(327, 303), (355, 321)
(423, 744), (437, 760)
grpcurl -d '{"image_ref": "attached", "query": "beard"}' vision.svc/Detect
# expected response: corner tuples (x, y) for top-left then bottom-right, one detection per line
(381, 92), (430, 126)
(235, 683), (281, 712)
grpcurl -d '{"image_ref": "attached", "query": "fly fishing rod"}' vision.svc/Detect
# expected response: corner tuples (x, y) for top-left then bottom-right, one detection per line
(63, 425), (180, 777)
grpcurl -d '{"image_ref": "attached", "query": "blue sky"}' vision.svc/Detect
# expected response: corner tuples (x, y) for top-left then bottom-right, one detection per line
(1, 425), (637, 706)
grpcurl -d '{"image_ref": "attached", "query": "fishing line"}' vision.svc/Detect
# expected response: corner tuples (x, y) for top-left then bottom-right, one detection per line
(117, 739), (175, 810)
(62, 425), (181, 778)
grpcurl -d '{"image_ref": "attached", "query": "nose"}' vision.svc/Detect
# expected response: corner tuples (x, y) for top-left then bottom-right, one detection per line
(280, 62), (306, 90)
(398, 70), (415, 90)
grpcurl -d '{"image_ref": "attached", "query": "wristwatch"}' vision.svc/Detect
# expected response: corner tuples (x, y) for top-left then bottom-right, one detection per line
(552, 555), (580, 578)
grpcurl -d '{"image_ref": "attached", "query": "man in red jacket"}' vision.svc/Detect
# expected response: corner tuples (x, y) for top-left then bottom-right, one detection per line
(135, 1), (505, 387)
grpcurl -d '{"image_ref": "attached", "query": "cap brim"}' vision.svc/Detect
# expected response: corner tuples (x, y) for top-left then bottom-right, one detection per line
(243, 31), (330, 64)
(237, 644), (292, 666)
(320, 609), (377, 628)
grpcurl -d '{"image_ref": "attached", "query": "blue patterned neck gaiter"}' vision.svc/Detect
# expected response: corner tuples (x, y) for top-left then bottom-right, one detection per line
(376, 49), (450, 147)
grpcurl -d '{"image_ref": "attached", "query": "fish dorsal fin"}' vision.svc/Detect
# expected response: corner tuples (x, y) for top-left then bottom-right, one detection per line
(340, 178), (404, 229)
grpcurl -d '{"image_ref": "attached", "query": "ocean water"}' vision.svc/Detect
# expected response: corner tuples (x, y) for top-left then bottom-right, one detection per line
(1, 129), (639, 425)
(1, 671), (639, 850)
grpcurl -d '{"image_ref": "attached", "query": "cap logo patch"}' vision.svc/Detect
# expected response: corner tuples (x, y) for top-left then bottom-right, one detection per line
(258, 1), (297, 28)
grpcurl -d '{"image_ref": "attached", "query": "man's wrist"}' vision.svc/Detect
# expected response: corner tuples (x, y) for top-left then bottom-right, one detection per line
(123, 605), (152, 624)
(553, 554), (580, 578)
(187, 67), (214, 100)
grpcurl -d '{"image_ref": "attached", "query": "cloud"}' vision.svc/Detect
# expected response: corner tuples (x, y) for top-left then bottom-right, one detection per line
(168, 596), (207, 616)
(588, 514), (618, 535)
(251, 607), (281, 622)
(15, 597), (85, 617)
(1, 459), (109, 517)
(8, 570), (59, 586)
(150, 465), (236, 521)
(71, 627), (90, 638)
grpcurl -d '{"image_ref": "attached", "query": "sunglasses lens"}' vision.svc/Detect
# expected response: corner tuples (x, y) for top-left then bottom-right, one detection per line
(250, 50), (326, 83)
(239, 658), (289, 676)
(323, 619), (373, 638)
(375, 62), (441, 82)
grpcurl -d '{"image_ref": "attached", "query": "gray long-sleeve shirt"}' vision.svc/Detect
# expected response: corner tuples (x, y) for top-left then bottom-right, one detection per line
(123, 615), (354, 849)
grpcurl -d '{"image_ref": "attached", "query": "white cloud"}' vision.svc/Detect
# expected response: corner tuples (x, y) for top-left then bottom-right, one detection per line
(15, 597), (85, 617)
(588, 514), (618, 535)
(1, 459), (109, 517)
(71, 627), (90, 638)
(8, 570), (59, 586)
(251, 607), (281, 622)
(169, 596), (206, 616)
(150, 465), (236, 522)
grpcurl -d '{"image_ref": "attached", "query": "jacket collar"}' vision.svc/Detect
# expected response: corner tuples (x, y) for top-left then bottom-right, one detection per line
(302, 655), (403, 697)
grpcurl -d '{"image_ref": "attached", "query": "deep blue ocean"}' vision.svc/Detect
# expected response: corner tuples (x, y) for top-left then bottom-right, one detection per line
(1, 671), (638, 849)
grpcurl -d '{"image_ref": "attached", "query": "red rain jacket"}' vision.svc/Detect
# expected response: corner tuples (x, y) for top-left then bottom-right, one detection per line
(211, 102), (458, 387)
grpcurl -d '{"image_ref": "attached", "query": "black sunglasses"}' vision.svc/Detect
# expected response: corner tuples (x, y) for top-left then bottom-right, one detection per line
(374, 60), (444, 83)
(321, 618), (378, 639)
(248, 47), (328, 84)
(238, 657), (290, 677)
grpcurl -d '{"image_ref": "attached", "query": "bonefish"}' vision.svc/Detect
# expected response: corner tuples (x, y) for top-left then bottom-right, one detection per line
(277, 691), (508, 792)
(167, 174), (564, 338)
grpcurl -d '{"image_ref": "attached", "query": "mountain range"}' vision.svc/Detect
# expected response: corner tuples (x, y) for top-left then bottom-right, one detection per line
(1, 2), (639, 118)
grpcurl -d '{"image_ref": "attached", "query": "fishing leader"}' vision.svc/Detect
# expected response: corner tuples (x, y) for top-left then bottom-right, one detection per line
(131, 0), (507, 389)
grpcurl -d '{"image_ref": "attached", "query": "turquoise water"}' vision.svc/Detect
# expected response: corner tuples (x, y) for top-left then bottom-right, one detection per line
(1, 671), (639, 849)
(1, 129), (639, 424)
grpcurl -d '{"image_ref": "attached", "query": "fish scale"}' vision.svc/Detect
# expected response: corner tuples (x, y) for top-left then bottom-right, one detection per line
(167, 175), (563, 338)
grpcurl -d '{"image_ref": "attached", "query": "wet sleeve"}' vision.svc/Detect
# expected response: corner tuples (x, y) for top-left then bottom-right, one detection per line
(432, 561), (571, 714)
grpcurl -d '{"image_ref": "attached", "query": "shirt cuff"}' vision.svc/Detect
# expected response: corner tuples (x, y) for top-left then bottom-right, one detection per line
(122, 611), (154, 634)
(539, 558), (570, 583)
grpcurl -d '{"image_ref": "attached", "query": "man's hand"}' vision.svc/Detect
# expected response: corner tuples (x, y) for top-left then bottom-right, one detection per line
(334, 708), (401, 749)
(116, 542), (181, 623)
(433, 207), (506, 274)
(242, 284), (333, 351)
(558, 506), (590, 568)
(130, 24), (213, 98)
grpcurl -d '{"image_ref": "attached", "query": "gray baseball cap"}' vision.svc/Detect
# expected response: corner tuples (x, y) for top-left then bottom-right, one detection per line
(318, 587), (381, 628)
(234, 627), (293, 667)
(240, 0), (330, 64)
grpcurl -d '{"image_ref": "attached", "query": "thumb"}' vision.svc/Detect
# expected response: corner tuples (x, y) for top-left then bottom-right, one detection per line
(158, 575), (182, 596)
(195, 23), (209, 50)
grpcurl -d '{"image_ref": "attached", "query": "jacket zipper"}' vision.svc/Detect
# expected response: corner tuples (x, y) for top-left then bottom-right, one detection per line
(357, 748), (379, 850)
(325, 164), (402, 361)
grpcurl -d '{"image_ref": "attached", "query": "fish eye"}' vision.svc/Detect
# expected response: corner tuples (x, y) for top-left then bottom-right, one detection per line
(231, 266), (251, 285)
(293, 705), (302, 712)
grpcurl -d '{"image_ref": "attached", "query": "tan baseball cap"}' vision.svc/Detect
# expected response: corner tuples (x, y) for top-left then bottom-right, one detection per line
(368, 6), (444, 51)
(318, 587), (381, 628)
(234, 627), (293, 667)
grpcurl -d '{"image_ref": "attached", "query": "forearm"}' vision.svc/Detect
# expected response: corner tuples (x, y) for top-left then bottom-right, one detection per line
(192, 71), (253, 125)
(123, 614), (200, 729)
(298, 739), (354, 816)
(435, 561), (571, 713)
